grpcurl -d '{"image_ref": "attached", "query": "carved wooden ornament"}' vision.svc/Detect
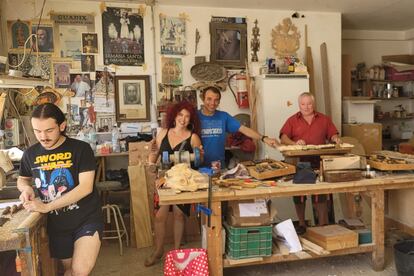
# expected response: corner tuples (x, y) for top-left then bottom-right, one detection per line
(271, 18), (301, 57)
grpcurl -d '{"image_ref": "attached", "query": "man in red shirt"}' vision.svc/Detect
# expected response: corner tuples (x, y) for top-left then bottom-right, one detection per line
(280, 92), (340, 232)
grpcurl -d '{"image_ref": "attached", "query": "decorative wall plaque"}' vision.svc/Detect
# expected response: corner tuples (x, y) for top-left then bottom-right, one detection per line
(271, 18), (301, 57)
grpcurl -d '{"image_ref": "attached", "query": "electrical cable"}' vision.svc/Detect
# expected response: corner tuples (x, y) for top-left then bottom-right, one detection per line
(228, 73), (239, 105)
(8, 0), (47, 77)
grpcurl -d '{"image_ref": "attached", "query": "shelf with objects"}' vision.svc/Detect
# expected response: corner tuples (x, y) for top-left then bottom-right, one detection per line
(342, 56), (414, 151)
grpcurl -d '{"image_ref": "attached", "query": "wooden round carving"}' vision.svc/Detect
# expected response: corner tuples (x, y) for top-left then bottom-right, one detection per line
(190, 62), (226, 82)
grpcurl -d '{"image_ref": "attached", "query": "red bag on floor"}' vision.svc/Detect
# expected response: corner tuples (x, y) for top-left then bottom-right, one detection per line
(164, 248), (209, 276)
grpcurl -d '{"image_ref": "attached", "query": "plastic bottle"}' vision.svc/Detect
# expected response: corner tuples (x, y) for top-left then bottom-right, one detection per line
(111, 124), (120, 153)
(89, 126), (97, 152)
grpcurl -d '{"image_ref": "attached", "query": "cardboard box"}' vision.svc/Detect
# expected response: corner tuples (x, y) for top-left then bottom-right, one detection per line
(382, 55), (414, 65)
(321, 154), (366, 171)
(226, 199), (271, 227)
(305, 224), (358, 251)
(342, 123), (382, 155)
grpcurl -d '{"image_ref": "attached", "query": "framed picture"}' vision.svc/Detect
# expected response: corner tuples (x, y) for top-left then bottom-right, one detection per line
(50, 13), (95, 60)
(81, 54), (95, 72)
(115, 75), (150, 122)
(30, 21), (54, 53)
(7, 20), (31, 49)
(160, 15), (186, 55)
(82, 33), (98, 54)
(209, 22), (247, 68)
(51, 59), (72, 88)
(102, 7), (144, 66)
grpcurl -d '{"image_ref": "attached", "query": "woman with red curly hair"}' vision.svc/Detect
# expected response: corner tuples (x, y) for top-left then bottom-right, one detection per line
(145, 101), (202, 267)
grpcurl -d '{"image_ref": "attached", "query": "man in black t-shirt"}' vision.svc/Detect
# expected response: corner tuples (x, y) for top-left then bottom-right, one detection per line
(18, 103), (103, 275)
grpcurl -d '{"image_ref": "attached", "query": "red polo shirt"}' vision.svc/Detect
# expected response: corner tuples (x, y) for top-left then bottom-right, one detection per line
(280, 111), (338, 144)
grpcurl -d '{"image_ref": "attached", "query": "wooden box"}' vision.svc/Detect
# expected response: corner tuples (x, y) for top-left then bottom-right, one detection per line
(304, 224), (358, 251)
(323, 170), (363, 183)
(243, 160), (296, 180)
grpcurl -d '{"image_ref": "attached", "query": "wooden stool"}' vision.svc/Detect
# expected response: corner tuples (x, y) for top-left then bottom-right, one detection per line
(96, 181), (129, 255)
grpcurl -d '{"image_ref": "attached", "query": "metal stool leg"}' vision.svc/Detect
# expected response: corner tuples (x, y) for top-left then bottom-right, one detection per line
(101, 204), (125, 256)
(114, 204), (129, 247)
(109, 205), (123, 256)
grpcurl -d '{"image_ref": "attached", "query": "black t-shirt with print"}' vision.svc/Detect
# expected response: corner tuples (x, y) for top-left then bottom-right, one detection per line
(20, 137), (102, 234)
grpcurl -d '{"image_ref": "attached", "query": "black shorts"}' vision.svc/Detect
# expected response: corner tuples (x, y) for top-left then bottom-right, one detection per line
(293, 194), (328, 204)
(49, 222), (103, 259)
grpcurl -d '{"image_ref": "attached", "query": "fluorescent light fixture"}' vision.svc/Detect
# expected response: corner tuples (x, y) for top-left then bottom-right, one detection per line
(0, 75), (50, 89)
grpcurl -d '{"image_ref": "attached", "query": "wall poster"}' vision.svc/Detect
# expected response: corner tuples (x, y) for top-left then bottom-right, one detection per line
(31, 21), (55, 53)
(160, 15), (186, 55)
(52, 59), (72, 88)
(7, 20), (31, 49)
(102, 7), (144, 66)
(50, 13), (95, 60)
(161, 57), (182, 85)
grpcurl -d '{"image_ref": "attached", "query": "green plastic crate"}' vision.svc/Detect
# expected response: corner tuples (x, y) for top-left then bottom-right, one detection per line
(224, 223), (272, 259)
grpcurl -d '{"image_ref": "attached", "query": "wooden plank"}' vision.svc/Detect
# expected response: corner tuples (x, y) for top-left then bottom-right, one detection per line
(295, 251), (313, 259)
(320, 42), (331, 117)
(0, 93), (6, 122)
(129, 198), (137, 248)
(207, 201), (223, 276)
(226, 257), (263, 265)
(128, 165), (153, 248)
(342, 54), (353, 97)
(371, 189), (385, 271)
(274, 239), (290, 256)
(223, 244), (374, 268)
(368, 159), (414, 171)
(299, 237), (330, 255)
(282, 147), (351, 157)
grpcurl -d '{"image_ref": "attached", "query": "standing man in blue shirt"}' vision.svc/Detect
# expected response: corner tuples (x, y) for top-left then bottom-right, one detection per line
(198, 86), (279, 167)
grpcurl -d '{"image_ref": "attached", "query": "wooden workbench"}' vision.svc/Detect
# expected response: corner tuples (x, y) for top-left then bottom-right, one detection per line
(158, 174), (414, 276)
(0, 209), (56, 275)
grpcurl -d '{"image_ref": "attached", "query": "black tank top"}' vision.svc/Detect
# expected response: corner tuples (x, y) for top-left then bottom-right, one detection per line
(159, 129), (194, 159)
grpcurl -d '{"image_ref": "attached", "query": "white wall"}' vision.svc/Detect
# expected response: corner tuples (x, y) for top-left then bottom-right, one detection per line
(154, 5), (342, 127)
(2, 0), (342, 129)
(342, 30), (413, 67)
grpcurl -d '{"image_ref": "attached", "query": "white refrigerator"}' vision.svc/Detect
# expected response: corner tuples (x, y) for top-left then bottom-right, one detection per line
(255, 74), (312, 222)
(256, 74), (310, 160)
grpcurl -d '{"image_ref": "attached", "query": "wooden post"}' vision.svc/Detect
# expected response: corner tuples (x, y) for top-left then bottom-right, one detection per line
(207, 201), (223, 276)
(320, 42), (331, 117)
(128, 165), (153, 248)
(371, 189), (385, 271)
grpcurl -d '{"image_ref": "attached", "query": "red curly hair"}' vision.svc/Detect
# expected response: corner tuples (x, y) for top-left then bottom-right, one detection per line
(166, 101), (201, 136)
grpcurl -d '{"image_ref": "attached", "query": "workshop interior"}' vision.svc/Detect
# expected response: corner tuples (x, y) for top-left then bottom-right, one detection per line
(2, 0), (414, 275)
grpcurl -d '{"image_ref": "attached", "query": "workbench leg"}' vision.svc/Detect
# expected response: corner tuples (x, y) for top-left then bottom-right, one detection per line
(371, 189), (385, 271)
(207, 201), (223, 276)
